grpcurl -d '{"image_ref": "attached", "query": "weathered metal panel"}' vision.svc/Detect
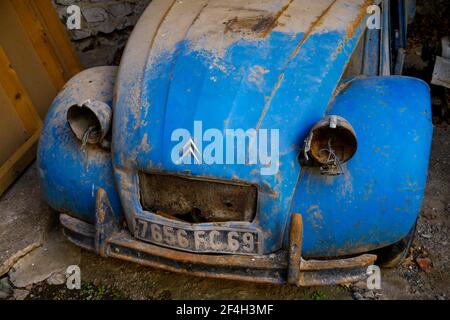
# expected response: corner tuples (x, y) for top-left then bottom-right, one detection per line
(113, 0), (372, 254)
(291, 76), (432, 257)
(139, 172), (257, 223)
(59, 211), (377, 286)
(38, 67), (122, 224)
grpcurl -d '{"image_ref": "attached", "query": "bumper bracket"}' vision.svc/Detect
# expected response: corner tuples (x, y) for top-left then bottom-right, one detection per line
(61, 189), (377, 286)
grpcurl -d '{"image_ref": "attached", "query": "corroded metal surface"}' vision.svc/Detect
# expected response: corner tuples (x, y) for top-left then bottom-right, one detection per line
(287, 214), (303, 285)
(60, 211), (376, 286)
(139, 173), (257, 223)
(95, 188), (121, 257)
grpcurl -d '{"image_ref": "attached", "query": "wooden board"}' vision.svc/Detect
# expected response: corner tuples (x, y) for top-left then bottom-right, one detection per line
(0, 46), (43, 195)
(0, 130), (41, 196)
(0, 1), (57, 119)
(33, 0), (82, 77)
(0, 0), (82, 196)
(0, 47), (42, 134)
(9, 0), (67, 89)
(0, 85), (30, 166)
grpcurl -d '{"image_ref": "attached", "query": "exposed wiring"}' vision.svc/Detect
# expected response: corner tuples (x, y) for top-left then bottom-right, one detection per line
(81, 126), (98, 153)
(318, 138), (344, 176)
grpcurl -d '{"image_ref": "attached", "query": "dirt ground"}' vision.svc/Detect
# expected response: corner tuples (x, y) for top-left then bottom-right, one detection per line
(1, 0), (449, 301)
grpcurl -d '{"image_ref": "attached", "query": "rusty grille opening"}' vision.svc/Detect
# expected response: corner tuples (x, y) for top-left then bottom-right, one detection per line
(138, 173), (257, 223)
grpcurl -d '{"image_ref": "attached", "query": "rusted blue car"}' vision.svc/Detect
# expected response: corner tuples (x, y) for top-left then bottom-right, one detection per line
(38, 0), (432, 286)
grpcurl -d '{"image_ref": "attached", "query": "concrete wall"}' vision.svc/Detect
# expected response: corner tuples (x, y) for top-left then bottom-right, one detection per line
(53, 0), (152, 68)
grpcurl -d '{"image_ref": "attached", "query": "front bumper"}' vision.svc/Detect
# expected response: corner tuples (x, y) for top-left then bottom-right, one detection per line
(60, 188), (377, 287)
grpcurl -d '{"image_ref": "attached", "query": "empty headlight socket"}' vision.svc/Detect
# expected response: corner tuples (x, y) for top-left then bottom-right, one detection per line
(301, 115), (358, 176)
(67, 99), (112, 150)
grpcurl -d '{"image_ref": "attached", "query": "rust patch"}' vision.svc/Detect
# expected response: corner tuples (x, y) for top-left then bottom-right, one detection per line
(290, 0), (338, 59)
(148, 0), (178, 52)
(224, 0), (293, 38)
(346, 0), (373, 39)
(139, 172), (257, 223)
(255, 73), (284, 131)
(300, 254), (377, 271)
(224, 15), (277, 35)
(288, 214), (303, 285)
(61, 211), (379, 287)
(189, 2), (209, 30)
(308, 118), (358, 165)
(254, 0), (338, 131)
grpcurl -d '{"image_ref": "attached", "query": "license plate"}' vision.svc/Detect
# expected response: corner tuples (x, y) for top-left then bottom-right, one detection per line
(134, 219), (260, 255)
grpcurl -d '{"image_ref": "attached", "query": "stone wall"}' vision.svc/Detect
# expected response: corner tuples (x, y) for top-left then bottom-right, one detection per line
(53, 0), (152, 68)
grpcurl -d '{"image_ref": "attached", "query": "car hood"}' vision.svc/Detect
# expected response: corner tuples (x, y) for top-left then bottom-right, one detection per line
(114, 0), (370, 175)
(113, 0), (370, 248)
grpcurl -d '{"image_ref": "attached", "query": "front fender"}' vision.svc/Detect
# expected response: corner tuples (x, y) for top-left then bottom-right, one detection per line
(37, 67), (122, 224)
(292, 76), (433, 258)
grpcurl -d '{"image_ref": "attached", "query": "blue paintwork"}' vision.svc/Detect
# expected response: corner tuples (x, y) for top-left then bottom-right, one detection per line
(113, 26), (369, 253)
(38, 67), (122, 224)
(291, 76), (432, 257)
(38, 0), (431, 258)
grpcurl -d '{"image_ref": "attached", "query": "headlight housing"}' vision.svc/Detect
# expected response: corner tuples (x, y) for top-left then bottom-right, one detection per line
(67, 99), (112, 148)
(303, 115), (357, 175)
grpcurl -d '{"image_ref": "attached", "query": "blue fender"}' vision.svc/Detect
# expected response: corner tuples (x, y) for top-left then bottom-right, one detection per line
(37, 67), (122, 224)
(291, 76), (433, 258)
